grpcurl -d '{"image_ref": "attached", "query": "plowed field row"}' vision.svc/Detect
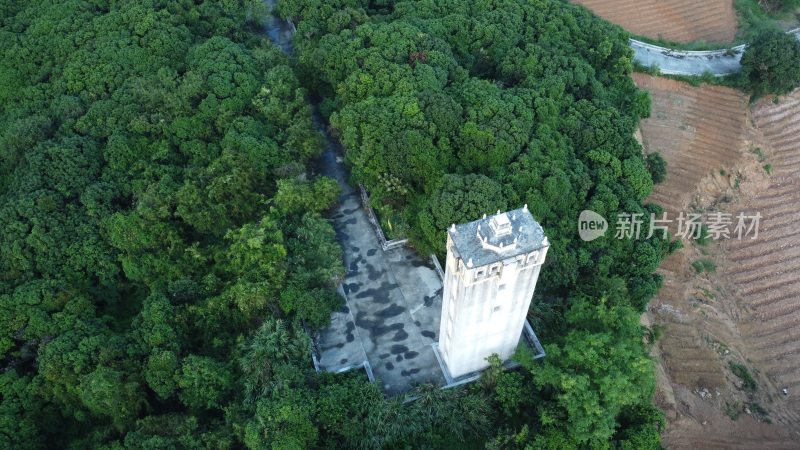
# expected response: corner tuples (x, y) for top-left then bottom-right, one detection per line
(634, 73), (750, 216)
(722, 91), (800, 427)
(635, 75), (800, 447)
(572, 0), (737, 44)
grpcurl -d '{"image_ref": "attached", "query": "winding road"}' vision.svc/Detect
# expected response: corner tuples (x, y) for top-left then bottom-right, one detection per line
(631, 28), (800, 76)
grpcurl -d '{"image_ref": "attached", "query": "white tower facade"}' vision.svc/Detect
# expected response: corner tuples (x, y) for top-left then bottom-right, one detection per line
(438, 206), (549, 378)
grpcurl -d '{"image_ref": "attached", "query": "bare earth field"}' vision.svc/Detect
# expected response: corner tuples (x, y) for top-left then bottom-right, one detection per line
(722, 91), (800, 424)
(634, 74), (800, 448)
(572, 0), (737, 44)
(633, 73), (752, 216)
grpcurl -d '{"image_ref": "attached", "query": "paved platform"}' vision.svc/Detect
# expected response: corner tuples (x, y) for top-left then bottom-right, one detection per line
(303, 107), (444, 393)
(316, 184), (446, 394)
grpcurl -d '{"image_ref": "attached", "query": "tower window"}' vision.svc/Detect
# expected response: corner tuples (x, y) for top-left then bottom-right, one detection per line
(527, 251), (539, 264)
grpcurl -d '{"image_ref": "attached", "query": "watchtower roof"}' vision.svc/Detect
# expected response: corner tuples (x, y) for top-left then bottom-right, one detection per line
(448, 206), (548, 267)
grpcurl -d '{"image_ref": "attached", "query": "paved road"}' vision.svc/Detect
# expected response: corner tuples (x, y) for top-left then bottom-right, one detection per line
(632, 28), (800, 76)
(262, 0), (294, 54)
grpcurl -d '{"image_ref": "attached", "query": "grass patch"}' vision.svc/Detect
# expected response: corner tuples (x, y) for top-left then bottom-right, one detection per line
(700, 287), (717, 301)
(630, 63), (742, 91)
(632, 60), (661, 75)
(663, 71), (743, 89)
(630, 33), (737, 51)
(729, 361), (758, 391)
(751, 146), (767, 161)
(733, 0), (791, 43)
(692, 259), (717, 273)
(705, 336), (732, 357)
(748, 402), (772, 423)
(763, 163), (773, 174)
(645, 324), (664, 346)
(695, 225), (712, 246)
(372, 202), (410, 241)
(725, 401), (742, 421)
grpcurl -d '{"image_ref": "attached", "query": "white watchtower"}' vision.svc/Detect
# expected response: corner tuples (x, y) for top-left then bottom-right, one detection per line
(438, 206), (549, 378)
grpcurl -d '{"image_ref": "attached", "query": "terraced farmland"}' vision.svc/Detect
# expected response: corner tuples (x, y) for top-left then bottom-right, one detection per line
(634, 73), (751, 216)
(572, 0), (737, 43)
(635, 73), (751, 403)
(721, 90), (800, 427)
(634, 75), (800, 446)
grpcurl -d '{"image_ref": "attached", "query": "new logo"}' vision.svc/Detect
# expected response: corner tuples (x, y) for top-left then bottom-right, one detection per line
(578, 210), (608, 241)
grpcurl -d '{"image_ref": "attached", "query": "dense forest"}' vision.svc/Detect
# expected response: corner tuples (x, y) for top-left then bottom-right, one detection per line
(280, 0), (672, 446)
(1, 0), (670, 448)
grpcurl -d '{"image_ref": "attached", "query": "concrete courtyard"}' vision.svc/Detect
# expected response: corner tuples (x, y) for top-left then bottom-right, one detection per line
(309, 112), (543, 395)
(313, 184), (446, 394)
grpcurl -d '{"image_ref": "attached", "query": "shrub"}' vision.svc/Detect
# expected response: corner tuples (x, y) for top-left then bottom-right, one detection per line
(692, 259), (716, 273)
(645, 153), (667, 184)
(729, 362), (757, 391)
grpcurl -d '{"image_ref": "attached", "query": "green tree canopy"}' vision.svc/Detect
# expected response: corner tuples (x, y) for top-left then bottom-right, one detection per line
(741, 29), (800, 95)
